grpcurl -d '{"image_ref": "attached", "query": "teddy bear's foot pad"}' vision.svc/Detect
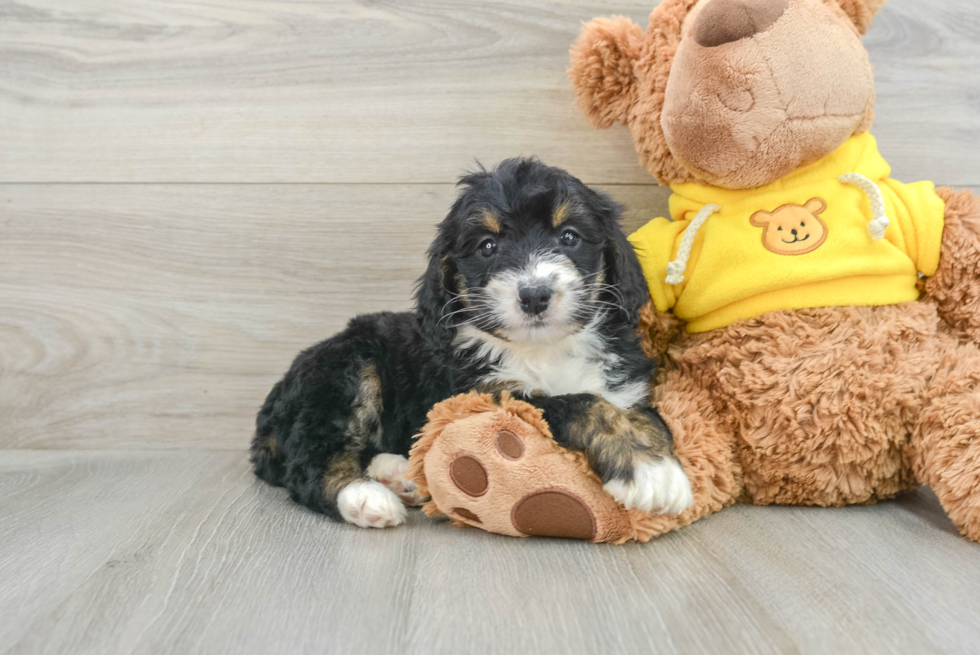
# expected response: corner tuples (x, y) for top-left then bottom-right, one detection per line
(438, 423), (603, 540)
(511, 489), (597, 540)
(409, 392), (661, 544)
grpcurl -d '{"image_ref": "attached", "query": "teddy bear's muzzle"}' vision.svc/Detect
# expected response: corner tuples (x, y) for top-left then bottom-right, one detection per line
(661, 0), (875, 190)
(693, 0), (789, 47)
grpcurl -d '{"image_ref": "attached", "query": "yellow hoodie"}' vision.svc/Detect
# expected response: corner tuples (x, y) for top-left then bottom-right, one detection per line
(628, 133), (946, 333)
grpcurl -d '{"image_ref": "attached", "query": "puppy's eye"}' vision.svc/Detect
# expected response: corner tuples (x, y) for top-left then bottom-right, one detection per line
(777, 227), (783, 231)
(559, 230), (579, 247)
(479, 238), (498, 258)
(801, 222), (806, 227)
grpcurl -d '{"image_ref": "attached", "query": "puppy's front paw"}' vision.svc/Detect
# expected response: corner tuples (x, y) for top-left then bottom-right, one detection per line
(337, 480), (407, 528)
(603, 458), (693, 515)
(366, 453), (426, 506)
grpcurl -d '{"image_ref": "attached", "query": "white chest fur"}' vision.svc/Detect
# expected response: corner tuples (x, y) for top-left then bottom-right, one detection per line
(455, 324), (648, 410)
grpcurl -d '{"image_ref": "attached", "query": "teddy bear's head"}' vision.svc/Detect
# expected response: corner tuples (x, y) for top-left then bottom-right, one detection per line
(570, 0), (886, 189)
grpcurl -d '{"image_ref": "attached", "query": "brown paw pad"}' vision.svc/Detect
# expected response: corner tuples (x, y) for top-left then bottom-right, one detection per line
(511, 490), (597, 540)
(450, 455), (488, 497)
(495, 429), (525, 460)
(452, 507), (482, 524)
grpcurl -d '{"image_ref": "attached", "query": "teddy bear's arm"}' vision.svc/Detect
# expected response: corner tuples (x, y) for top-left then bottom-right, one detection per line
(918, 187), (980, 342)
(637, 301), (685, 370)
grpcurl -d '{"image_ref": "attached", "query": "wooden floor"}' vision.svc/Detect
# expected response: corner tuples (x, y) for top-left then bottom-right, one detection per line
(1, 0), (979, 653)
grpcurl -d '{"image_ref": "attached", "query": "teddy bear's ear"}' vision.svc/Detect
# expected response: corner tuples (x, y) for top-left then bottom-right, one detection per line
(750, 210), (772, 227)
(569, 16), (644, 129)
(831, 0), (888, 34)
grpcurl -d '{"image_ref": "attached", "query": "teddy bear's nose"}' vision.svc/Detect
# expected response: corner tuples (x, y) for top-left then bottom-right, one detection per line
(693, 0), (789, 47)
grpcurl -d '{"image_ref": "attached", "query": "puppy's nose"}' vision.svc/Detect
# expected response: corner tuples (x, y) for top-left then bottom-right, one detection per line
(791, 228), (798, 236)
(519, 286), (552, 316)
(693, 0), (789, 47)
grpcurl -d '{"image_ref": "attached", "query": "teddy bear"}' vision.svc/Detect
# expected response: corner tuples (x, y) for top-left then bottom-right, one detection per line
(561, 0), (980, 542)
(408, 0), (980, 544)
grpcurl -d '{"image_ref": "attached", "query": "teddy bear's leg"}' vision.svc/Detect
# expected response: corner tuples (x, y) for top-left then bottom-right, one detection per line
(911, 334), (980, 542)
(919, 188), (980, 343)
(410, 392), (669, 543)
(409, 380), (738, 543)
(632, 368), (742, 537)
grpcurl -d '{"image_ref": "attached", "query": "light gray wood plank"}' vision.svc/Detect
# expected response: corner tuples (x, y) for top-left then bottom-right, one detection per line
(1, 182), (975, 451)
(1, 0), (978, 652)
(867, 1), (980, 184)
(0, 450), (235, 651)
(0, 182), (669, 450)
(1, 0), (977, 185)
(2, 451), (979, 655)
(688, 496), (980, 654)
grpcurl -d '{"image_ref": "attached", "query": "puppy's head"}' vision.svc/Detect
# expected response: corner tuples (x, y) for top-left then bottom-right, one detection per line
(416, 158), (649, 352)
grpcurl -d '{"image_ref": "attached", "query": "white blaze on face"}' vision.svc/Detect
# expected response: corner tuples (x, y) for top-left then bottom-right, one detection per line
(482, 252), (585, 342)
(454, 251), (647, 409)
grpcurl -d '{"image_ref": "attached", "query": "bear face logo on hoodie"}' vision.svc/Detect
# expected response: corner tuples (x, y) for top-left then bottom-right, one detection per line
(750, 198), (829, 256)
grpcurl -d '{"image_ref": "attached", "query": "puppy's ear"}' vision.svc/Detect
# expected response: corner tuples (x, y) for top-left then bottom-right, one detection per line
(607, 228), (651, 326)
(591, 190), (650, 326)
(569, 16), (644, 129)
(414, 231), (457, 355)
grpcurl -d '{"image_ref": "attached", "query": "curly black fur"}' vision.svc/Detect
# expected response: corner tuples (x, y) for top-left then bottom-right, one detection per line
(251, 158), (674, 521)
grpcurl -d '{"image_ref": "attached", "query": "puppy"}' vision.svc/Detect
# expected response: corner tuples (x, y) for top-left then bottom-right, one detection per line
(251, 158), (693, 528)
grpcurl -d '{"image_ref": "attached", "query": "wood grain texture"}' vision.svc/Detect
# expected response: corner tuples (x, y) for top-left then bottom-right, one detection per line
(2, 0), (980, 651)
(0, 0), (977, 184)
(0, 183), (669, 450)
(1, 179), (974, 450)
(1, 451), (979, 655)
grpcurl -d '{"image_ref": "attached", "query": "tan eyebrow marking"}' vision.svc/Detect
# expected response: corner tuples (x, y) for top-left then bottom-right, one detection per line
(551, 202), (571, 228)
(480, 210), (501, 233)
(454, 274), (471, 306)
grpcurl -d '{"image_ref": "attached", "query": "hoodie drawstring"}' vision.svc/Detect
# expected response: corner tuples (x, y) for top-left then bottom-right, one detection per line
(665, 204), (721, 286)
(665, 175), (890, 287)
(839, 173), (891, 241)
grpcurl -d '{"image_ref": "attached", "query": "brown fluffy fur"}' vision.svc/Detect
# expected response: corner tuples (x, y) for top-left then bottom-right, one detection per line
(569, 17), (644, 130)
(919, 188), (980, 344)
(911, 334), (980, 542)
(636, 368), (742, 536)
(639, 299), (980, 541)
(831, 0), (887, 33)
(570, 0), (881, 186)
(578, 0), (980, 542)
(628, 0), (702, 185)
(570, 0), (700, 185)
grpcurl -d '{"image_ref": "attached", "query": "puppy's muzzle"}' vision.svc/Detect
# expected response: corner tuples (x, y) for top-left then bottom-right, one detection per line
(518, 285), (553, 316)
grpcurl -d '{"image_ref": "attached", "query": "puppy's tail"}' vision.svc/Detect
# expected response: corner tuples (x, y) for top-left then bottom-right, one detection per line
(251, 380), (287, 487)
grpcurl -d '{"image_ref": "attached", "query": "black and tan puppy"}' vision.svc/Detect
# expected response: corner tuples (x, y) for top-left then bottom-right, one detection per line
(251, 159), (693, 528)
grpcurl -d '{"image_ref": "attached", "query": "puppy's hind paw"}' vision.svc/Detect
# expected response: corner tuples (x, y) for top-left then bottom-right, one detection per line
(603, 458), (694, 515)
(338, 480), (407, 529)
